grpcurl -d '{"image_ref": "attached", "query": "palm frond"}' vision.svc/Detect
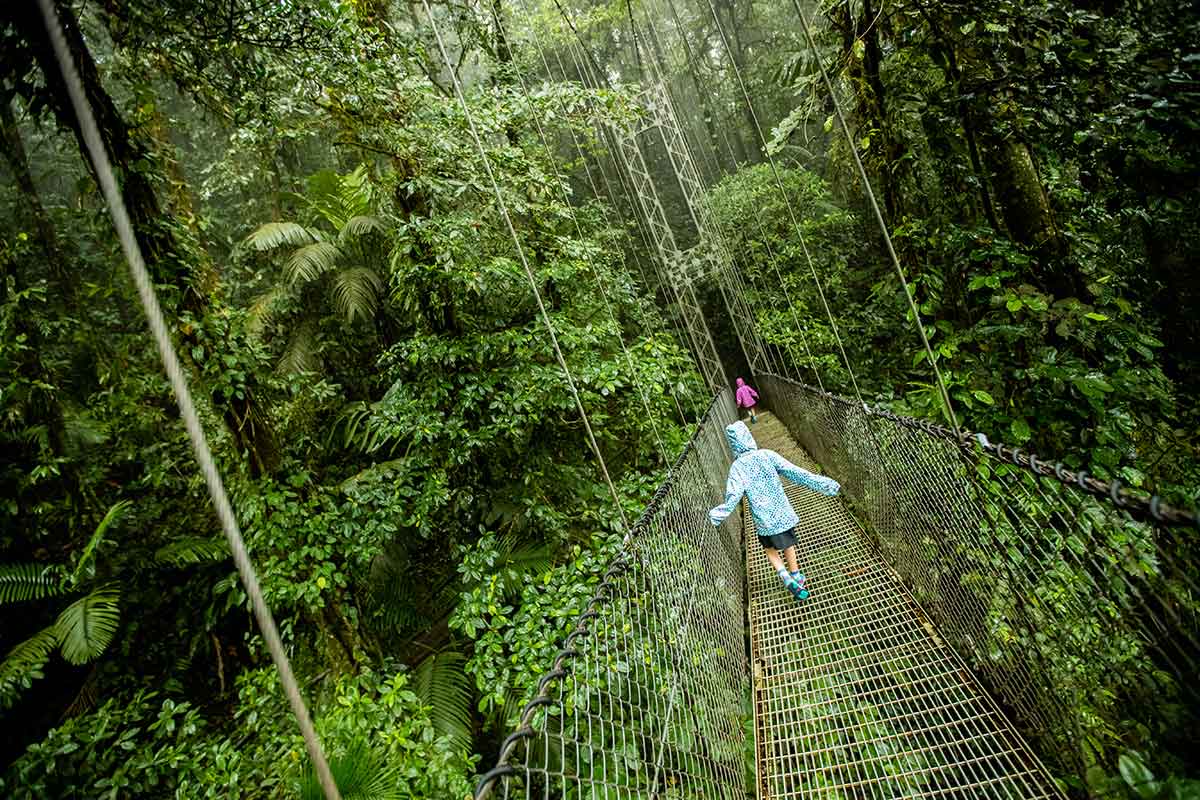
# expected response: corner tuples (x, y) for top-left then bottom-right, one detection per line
(306, 166), (373, 230)
(364, 545), (426, 634)
(0, 626), (60, 708)
(501, 538), (555, 579)
(72, 501), (131, 584)
(154, 536), (229, 567)
(299, 739), (400, 800)
(338, 215), (387, 244)
(285, 242), (343, 285)
(246, 285), (289, 335)
(54, 585), (120, 665)
(277, 323), (321, 377)
(411, 650), (473, 752)
(330, 267), (383, 323)
(62, 409), (109, 454)
(242, 221), (316, 253)
(0, 563), (64, 605)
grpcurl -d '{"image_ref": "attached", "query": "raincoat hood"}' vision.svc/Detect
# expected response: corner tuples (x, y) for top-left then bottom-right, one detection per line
(725, 422), (757, 457)
(736, 378), (745, 387)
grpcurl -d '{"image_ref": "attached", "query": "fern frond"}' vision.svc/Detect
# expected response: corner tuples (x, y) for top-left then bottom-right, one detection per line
(411, 650), (473, 751)
(0, 563), (64, 605)
(154, 536), (229, 567)
(55, 585), (120, 665)
(243, 221), (317, 252)
(72, 501), (131, 584)
(285, 242), (343, 285)
(299, 739), (399, 800)
(277, 323), (321, 377)
(330, 267), (383, 323)
(338, 215), (387, 244)
(62, 410), (109, 453)
(0, 626), (59, 708)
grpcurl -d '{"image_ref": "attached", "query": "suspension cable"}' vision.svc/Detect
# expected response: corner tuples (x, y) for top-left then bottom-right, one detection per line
(419, 0), (631, 537)
(699, 0), (868, 407)
(790, 0), (961, 435)
(504, 33), (670, 466)
(630, 24), (775, 379)
(543, 34), (701, 425)
(641, 0), (825, 390)
(32, 1), (342, 797)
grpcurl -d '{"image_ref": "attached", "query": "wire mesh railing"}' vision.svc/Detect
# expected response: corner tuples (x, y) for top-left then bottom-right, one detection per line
(475, 389), (750, 800)
(759, 373), (1200, 792)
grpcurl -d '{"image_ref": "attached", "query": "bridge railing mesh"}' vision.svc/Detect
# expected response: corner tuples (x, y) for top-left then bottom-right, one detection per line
(475, 390), (750, 800)
(760, 373), (1199, 791)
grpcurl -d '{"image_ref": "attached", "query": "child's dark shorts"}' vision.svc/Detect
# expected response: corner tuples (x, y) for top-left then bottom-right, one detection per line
(757, 528), (797, 551)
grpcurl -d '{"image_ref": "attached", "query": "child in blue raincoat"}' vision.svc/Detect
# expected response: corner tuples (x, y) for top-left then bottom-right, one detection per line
(709, 421), (840, 599)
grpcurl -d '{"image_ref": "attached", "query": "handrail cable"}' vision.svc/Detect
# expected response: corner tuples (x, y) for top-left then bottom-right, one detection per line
(766, 373), (1200, 670)
(32, 1), (342, 797)
(418, 0), (631, 537)
(789, 0), (962, 435)
(698, 0), (870, 409)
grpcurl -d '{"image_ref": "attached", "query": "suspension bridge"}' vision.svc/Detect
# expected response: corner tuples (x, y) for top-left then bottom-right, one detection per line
(32, 0), (1200, 796)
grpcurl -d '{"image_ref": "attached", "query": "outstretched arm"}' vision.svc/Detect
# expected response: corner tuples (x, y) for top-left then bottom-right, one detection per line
(748, 386), (758, 401)
(709, 471), (747, 526)
(767, 451), (840, 496)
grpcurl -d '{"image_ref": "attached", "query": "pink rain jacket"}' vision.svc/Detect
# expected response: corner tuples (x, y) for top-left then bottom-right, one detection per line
(735, 378), (758, 409)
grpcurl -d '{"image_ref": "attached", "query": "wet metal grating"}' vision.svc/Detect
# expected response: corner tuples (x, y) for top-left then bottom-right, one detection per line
(745, 413), (1062, 800)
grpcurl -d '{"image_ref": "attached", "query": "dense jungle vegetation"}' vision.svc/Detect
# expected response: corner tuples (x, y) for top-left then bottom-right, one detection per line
(1, 0), (1196, 797)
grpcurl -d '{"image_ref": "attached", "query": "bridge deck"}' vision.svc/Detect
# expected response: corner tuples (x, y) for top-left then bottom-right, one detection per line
(744, 413), (1062, 799)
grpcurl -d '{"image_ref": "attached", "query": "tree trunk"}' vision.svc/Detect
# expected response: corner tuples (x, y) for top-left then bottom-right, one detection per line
(0, 99), (68, 281)
(2, 1), (200, 308)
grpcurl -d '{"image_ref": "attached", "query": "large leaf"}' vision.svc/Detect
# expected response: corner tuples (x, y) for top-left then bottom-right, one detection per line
(299, 739), (400, 800)
(278, 322), (321, 376)
(411, 650), (473, 751)
(0, 626), (59, 707)
(242, 221), (317, 252)
(72, 501), (131, 584)
(305, 165), (373, 230)
(338, 215), (387, 244)
(154, 536), (230, 567)
(54, 586), (120, 665)
(285, 241), (343, 285)
(246, 284), (288, 335)
(330, 267), (383, 323)
(0, 563), (64, 605)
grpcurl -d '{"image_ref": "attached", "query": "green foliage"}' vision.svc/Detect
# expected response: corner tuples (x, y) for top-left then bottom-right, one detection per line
(299, 740), (401, 800)
(0, 563), (63, 605)
(54, 586), (121, 666)
(410, 650), (474, 752)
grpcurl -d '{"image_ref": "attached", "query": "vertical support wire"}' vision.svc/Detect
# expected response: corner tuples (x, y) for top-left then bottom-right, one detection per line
(789, 0), (961, 435)
(418, 0), (630, 532)
(698, 0), (869, 407)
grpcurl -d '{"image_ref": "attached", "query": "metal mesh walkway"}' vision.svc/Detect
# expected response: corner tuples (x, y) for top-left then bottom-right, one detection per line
(745, 412), (1063, 800)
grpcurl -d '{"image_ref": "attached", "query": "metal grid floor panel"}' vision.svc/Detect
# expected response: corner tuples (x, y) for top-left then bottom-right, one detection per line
(746, 414), (1062, 800)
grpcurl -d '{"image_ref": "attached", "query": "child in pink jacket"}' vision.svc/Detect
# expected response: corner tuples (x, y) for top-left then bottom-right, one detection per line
(735, 377), (759, 424)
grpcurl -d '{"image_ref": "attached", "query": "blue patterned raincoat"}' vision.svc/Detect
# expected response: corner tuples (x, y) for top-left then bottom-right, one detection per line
(708, 421), (841, 536)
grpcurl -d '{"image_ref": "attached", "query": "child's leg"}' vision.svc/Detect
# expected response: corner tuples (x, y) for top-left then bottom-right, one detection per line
(762, 547), (787, 573)
(784, 546), (800, 573)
